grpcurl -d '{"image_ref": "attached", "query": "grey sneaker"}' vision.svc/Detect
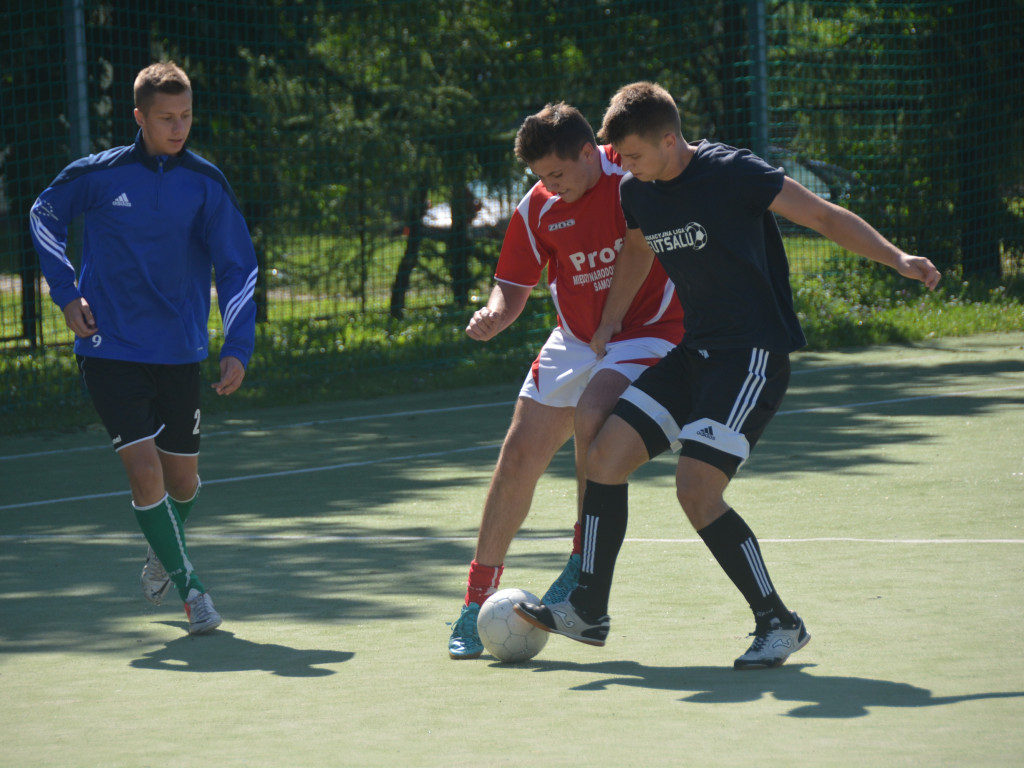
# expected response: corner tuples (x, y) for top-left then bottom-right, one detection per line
(448, 603), (484, 659)
(184, 588), (222, 635)
(734, 613), (810, 670)
(514, 598), (609, 646)
(141, 547), (172, 605)
(541, 553), (581, 605)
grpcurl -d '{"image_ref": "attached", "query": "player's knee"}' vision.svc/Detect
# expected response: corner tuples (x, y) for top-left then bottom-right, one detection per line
(494, 435), (548, 481)
(123, 454), (161, 485)
(675, 484), (700, 516)
(165, 473), (199, 502)
(123, 460), (165, 505)
(675, 484), (725, 529)
(584, 438), (628, 484)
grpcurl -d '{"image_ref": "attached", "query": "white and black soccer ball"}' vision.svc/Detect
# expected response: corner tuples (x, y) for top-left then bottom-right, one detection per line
(477, 588), (550, 663)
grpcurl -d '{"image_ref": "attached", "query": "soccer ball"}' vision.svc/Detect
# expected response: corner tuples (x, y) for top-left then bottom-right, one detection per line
(477, 588), (550, 663)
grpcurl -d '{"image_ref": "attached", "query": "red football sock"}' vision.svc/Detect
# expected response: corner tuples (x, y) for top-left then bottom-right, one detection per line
(571, 522), (583, 556)
(465, 560), (503, 606)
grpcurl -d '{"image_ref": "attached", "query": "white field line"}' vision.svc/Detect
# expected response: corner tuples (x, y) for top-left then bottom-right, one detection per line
(1, 532), (1021, 545)
(0, 444), (501, 511)
(2, 351), (1012, 463)
(0, 401), (507, 462)
(2, 381), (1022, 513)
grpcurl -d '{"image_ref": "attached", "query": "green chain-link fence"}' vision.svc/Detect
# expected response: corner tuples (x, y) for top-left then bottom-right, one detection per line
(2, 1), (1022, 432)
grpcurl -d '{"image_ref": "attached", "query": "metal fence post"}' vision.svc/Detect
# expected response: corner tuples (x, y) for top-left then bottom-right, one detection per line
(749, 0), (769, 159)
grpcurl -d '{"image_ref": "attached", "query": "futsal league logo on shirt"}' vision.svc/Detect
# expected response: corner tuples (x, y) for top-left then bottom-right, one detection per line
(645, 222), (708, 254)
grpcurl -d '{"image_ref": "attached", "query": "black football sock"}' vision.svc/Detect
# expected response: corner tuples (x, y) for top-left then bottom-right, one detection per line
(570, 481), (628, 618)
(697, 508), (792, 626)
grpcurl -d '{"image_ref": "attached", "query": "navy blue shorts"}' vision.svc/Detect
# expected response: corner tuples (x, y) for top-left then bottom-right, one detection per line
(77, 356), (202, 455)
(612, 345), (790, 478)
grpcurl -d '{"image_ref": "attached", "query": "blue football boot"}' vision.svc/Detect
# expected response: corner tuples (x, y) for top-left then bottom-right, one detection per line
(448, 602), (483, 659)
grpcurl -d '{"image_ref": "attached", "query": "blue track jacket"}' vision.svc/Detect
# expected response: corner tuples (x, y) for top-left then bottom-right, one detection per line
(30, 131), (258, 367)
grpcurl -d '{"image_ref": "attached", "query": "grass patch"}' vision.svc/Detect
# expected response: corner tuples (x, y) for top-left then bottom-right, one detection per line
(793, 257), (1023, 348)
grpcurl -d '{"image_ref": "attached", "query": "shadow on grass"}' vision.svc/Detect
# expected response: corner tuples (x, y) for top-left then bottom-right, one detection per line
(130, 625), (353, 677)
(518, 659), (1024, 718)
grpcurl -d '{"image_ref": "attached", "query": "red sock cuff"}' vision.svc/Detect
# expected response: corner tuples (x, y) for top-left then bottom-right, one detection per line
(465, 560), (503, 606)
(571, 522), (583, 556)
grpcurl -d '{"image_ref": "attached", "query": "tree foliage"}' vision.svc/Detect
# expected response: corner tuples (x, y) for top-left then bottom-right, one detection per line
(768, 1), (1024, 276)
(2, 0), (1022, 342)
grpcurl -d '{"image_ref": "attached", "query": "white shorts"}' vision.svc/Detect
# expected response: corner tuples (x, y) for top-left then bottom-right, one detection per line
(518, 328), (676, 409)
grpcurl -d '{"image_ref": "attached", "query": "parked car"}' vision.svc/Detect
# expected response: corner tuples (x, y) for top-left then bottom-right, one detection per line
(419, 182), (519, 241)
(767, 145), (861, 203)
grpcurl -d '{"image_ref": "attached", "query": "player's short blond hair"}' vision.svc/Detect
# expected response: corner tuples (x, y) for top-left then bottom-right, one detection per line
(134, 61), (192, 113)
(598, 82), (682, 146)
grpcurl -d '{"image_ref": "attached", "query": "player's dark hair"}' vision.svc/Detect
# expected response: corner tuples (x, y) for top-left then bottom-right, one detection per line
(514, 102), (596, 164)
(598, 82), (682, 146)
(134, 61), (192, 113)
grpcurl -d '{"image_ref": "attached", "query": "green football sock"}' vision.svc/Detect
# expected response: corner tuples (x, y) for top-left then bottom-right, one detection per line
(133, 495), (205, 601)
(169, 476), (201, 523)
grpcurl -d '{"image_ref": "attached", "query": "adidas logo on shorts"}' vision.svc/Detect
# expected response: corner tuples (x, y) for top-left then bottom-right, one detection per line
(696, 425), (716, 441)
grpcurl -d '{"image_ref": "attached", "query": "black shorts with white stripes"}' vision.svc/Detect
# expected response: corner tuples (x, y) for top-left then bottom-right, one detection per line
(77, 356), (202, 454)
(612, 345), (791, 478)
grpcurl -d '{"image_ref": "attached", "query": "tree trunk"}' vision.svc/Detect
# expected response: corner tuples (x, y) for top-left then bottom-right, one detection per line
(390, 189), (430, 320)
(446, 185), (477, 310)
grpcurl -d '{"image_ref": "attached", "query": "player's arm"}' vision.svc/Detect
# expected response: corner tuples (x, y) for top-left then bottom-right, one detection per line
(208, 189), (258, 381)
(466, 281), (532, 342)
(590, 227), (655, 357)
(61, 297), (98, 338)
(30, 183), (95, 330)
(213, 355), (246, 396)
(770, 177), (941, 290)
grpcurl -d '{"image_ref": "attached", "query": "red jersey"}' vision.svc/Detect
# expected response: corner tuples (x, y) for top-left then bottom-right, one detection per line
(495, 146), (684, 345)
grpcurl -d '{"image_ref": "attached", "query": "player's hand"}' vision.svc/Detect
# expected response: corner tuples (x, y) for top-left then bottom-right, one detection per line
(589, 321), (619, 358)
(466, 307), (502, 341)
(212, 356), (246, 396)
(896, 253), (942, 291)
(62, 297), (97, 338)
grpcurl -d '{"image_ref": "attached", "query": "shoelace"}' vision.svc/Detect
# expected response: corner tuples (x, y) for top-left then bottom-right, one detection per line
(189, 595), (212, 622)
(746, 622), (783, 650)
(746, 632), (769, 651)
(453, 607), (478, 635)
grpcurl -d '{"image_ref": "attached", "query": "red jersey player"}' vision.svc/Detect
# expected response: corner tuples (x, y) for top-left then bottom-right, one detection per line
(448, 102), (684, 659)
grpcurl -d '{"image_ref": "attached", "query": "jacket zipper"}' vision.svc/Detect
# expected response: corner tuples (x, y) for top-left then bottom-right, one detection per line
(156, 156), (165, 209)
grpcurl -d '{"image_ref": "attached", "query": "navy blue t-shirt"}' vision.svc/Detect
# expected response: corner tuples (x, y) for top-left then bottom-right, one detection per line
(621, 140), (806, 353)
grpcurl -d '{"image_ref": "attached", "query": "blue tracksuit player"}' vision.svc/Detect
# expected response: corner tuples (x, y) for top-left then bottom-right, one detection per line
(29, 61), (257, 635)
(31, 120), (256, 367)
